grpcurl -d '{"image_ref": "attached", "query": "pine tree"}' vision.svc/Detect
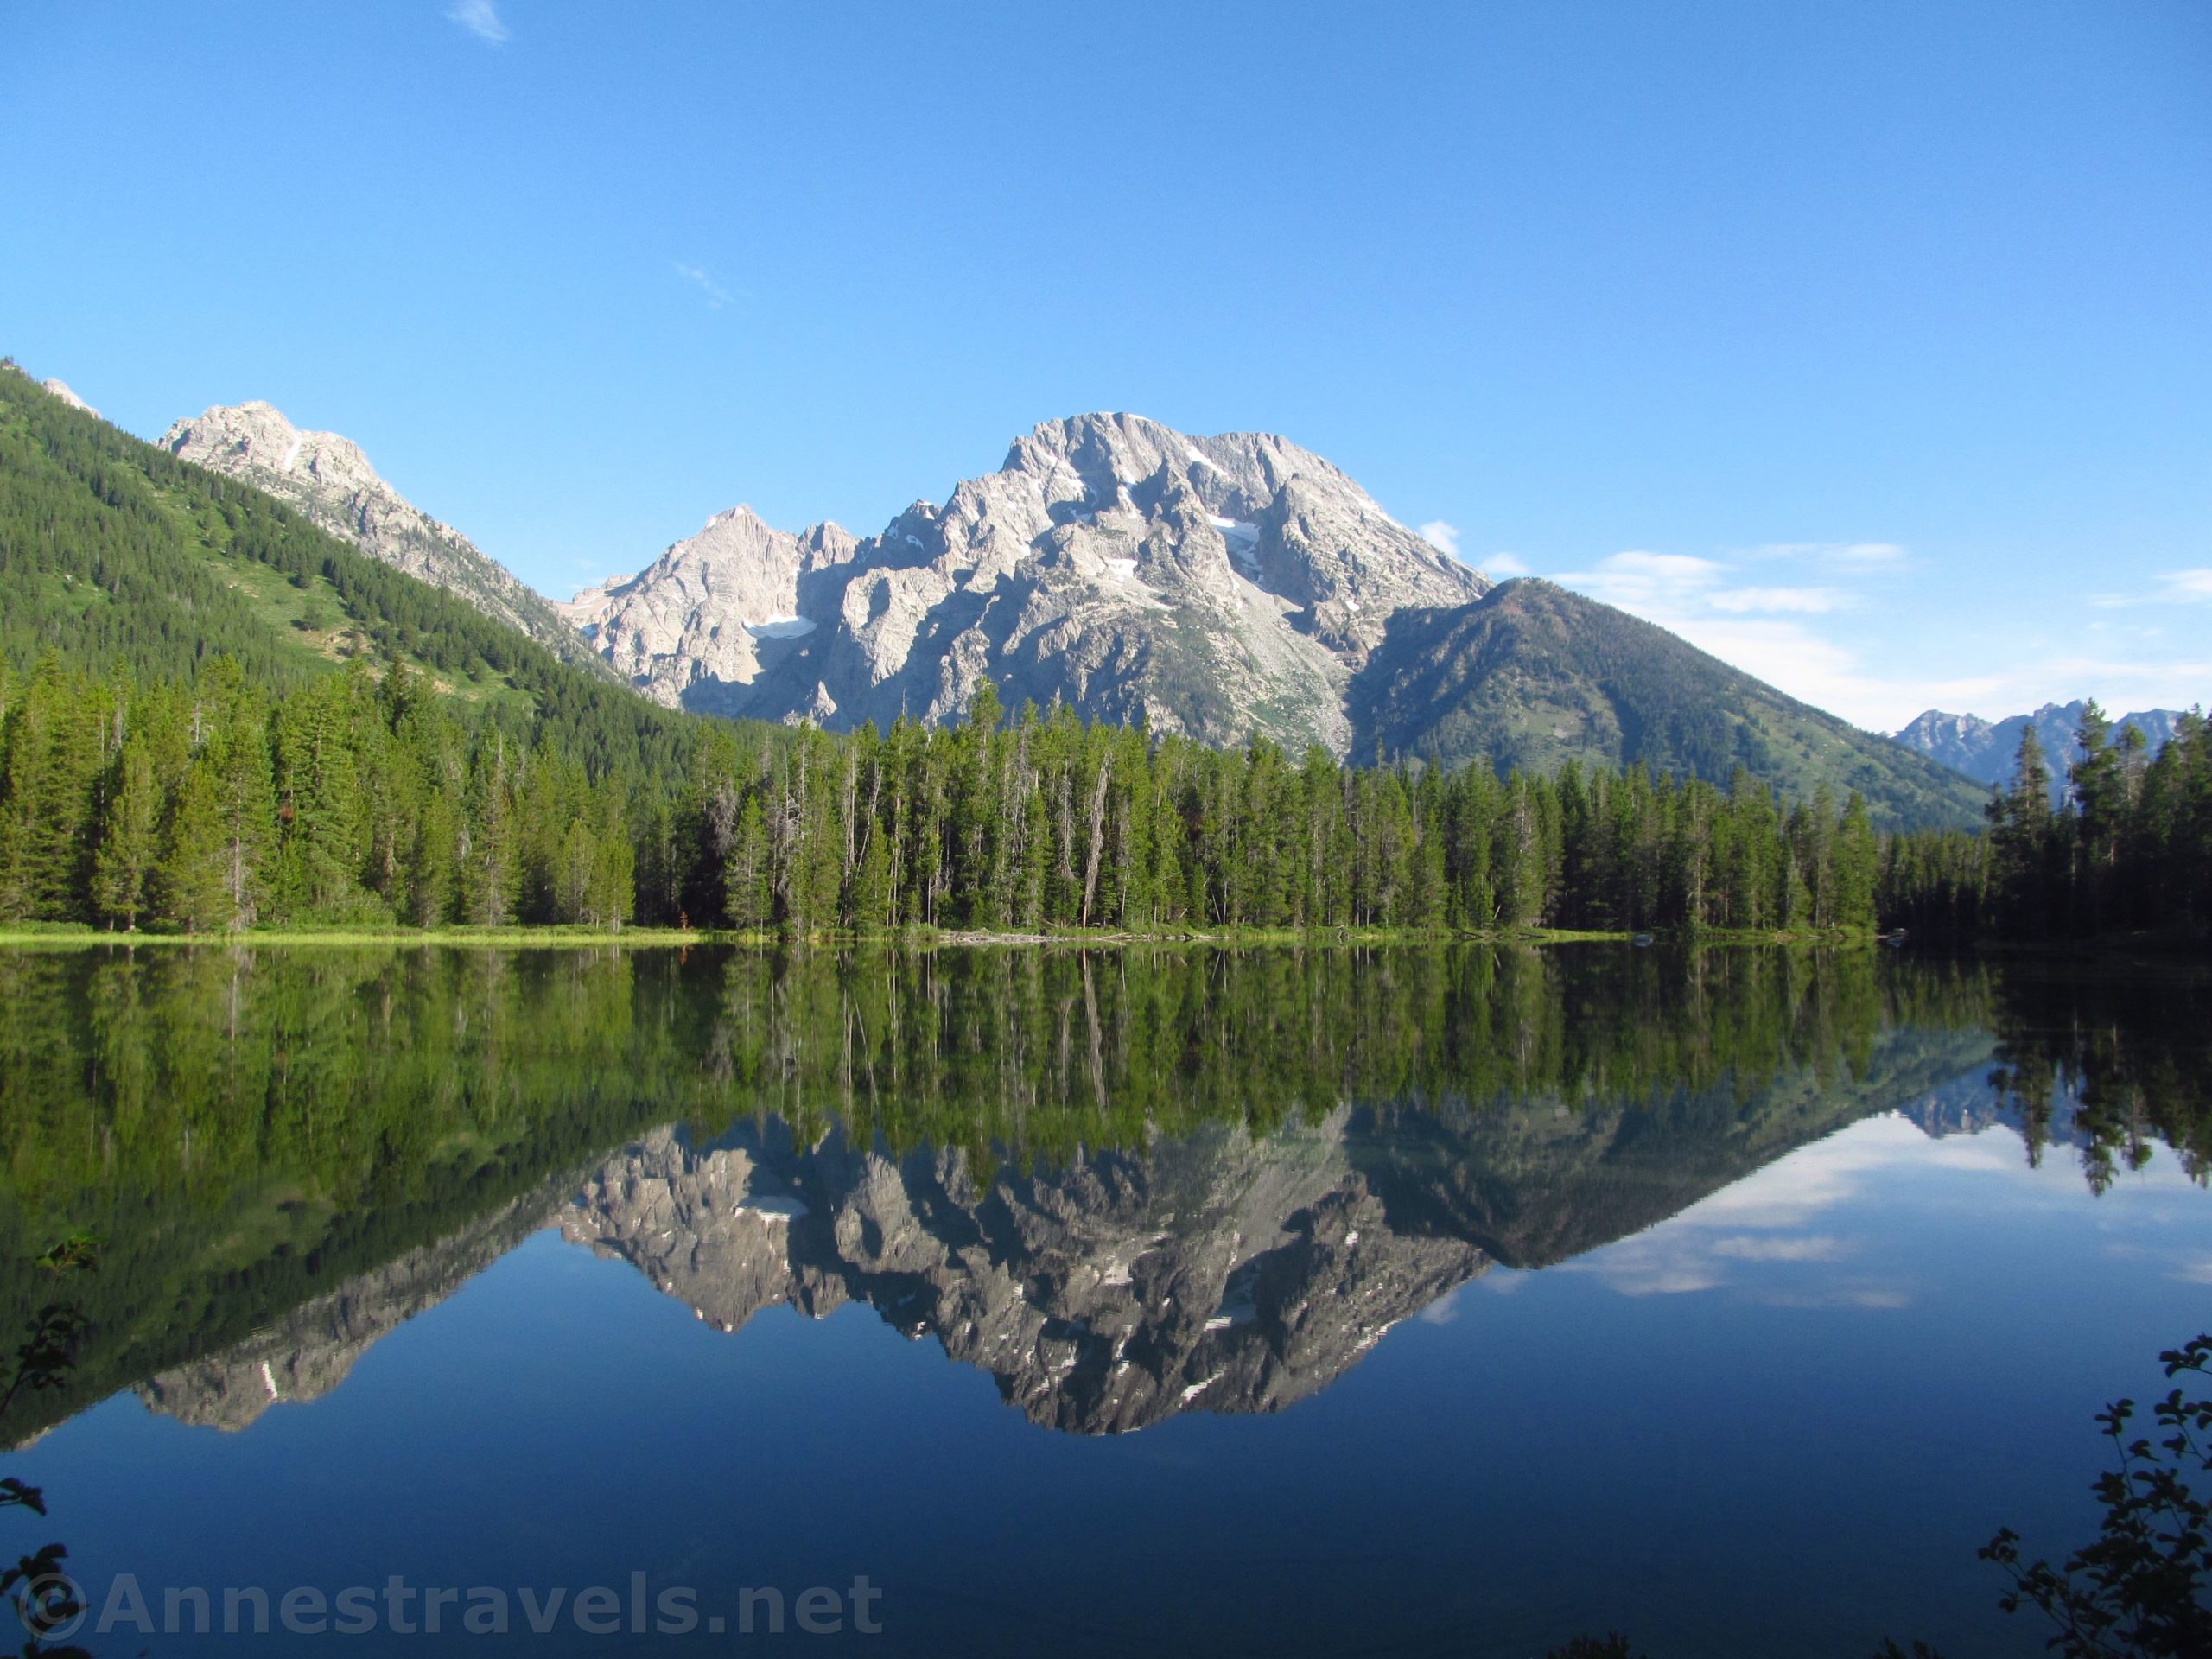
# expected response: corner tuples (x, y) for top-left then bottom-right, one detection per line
(1832, 791), (1879, 929)
(0, 658), (102, 921)
(1988, 725), (2055, 938)
(1495, 779), (1546, 928)
(271, 676), (372, 921)
(552, 819), (597, 923)
(408, 785), (459, 926)
(210, 720), (276, 931)
(459, 737), (520, 927)
(725, 793), (772, 930)
(92, 734), (161, 928)
(585, 789), (634, 927)
(153, 761), (232, 932)
(850, 820), (894, 931)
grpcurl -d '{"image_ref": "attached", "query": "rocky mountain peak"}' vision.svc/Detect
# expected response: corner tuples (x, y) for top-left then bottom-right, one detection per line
(561, 505), (859, 704)
(562, 1116), (1486, 1436)
(578, 411), (1488, 751)
(39, 378), (99, 419)
(159, 400), (610, 674)
(165, 400), (385, 499)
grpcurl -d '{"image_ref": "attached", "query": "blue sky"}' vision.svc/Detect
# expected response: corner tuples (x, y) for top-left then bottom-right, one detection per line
(4, 0), (2206, 731)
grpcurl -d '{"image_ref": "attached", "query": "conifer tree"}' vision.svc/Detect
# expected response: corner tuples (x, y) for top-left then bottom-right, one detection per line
(1987, 725), (2055, 937)
(850, 820), (893, 931)
(725, 794), (772, 930)
(92, 734), (161, 928)
(153, 762), (232, 932)
(1831, 791), (1879, 929)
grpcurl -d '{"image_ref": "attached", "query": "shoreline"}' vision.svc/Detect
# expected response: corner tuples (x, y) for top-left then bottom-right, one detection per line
(0, 924), (1883, 950)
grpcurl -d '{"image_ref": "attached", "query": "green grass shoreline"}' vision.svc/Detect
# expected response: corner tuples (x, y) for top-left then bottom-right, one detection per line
(0, 923), (1882, 950)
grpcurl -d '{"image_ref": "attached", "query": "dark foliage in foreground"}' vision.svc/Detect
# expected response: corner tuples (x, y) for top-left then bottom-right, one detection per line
(1, 1243), (98, 1659)
(1975, 1335), (2212, 1658)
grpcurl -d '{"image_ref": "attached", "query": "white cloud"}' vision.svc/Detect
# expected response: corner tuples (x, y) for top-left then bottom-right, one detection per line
(675, 261), (733, 308)
(1563, 1115), (2027, 1302)
(1421, 522), (1534, 580)
(1542, 529), (2209, 728)
(2088, 569), (2212, 610)
(447, 0), (509, 43)
(1545, 537), (2211, 729)
(1827, 542), (1905, 569)
(1598, 550), (1725, 582)
(1750, 541), (1908, 569)
(1707, 586), (1847, 615)
(1707, 1234), (1849, 1262)
(1555, 550), (1724, 613)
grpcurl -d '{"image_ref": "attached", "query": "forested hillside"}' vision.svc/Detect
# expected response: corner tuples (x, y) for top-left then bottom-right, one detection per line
(1350, 580), (1990, 831)
(0, 363), (685, 780)
(0, 359), (1909, 938)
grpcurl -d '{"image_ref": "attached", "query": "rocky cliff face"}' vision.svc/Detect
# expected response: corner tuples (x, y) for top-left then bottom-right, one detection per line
(563, 508), (860, 706)
(39, 378), (98, 419)
(570, 413), (1488, 753)
(562, 1116), (1484, 1435)
(160, 401), (608, 676)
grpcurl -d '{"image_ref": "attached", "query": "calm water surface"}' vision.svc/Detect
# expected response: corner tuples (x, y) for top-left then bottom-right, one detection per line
(2, 944), (2208, 1656)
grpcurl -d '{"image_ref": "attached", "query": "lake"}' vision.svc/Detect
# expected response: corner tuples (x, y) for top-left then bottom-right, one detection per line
(2, 943), (2207, 1656)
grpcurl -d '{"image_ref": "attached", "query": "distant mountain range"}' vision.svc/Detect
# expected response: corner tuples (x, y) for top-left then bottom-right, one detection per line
(1892, 702), (2188, 801)
(9, 365), (2004, 825)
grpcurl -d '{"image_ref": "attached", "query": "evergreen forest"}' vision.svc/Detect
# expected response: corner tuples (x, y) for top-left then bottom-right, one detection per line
(0, 652), (1899, 935)
(4, 365), (2205, 944)
(1880, 703), (2212, 942)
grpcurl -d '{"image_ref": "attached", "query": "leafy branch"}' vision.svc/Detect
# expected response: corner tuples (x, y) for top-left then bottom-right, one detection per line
(1, 1241), (99, 1659)
(1978, 1334), (2212, 1658)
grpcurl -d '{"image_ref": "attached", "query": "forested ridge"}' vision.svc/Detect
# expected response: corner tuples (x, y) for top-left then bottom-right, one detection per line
(1351, 578), (1992, 831)
(0, 361), (686, 779)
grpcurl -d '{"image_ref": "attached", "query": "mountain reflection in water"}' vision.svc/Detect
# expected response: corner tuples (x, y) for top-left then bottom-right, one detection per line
(1, 942), (2202, 1447)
